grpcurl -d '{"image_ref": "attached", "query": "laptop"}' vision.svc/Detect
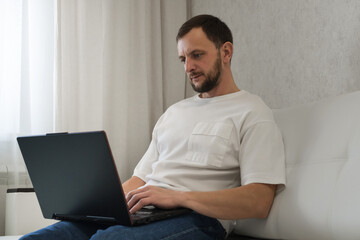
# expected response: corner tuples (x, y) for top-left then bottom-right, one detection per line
(17, 131), (191, 226)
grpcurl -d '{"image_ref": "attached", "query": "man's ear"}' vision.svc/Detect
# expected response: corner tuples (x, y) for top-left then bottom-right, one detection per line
(221, 42), (233, 64)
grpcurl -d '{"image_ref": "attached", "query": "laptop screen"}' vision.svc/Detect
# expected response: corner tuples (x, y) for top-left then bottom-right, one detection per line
(17, 131), (132, 226)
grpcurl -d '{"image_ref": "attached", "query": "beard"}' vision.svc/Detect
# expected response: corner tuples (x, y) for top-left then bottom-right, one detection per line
(189, 53), (222, 93)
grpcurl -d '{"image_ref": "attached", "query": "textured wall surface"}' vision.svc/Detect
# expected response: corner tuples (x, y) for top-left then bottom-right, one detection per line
(191, 0), (360, 108)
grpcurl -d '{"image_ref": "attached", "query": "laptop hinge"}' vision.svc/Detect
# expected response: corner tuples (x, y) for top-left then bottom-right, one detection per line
(53, 213), (117, 224)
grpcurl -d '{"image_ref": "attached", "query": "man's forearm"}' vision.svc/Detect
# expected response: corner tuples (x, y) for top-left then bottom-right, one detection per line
(126, 182), (276, 220)
(181, 183), (276, 220)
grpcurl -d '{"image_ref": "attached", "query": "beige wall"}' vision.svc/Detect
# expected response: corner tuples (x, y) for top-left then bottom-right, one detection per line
(190, 0), (360, 108)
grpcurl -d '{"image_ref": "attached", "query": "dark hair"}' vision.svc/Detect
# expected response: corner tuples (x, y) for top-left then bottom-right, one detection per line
(176, 14), (233, 49)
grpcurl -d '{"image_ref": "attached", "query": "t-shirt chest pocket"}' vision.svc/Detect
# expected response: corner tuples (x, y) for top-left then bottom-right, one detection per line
(185, 121), (234, 167)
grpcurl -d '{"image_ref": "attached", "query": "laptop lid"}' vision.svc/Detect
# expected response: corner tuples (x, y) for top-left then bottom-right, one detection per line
(17, 131), (133, 226)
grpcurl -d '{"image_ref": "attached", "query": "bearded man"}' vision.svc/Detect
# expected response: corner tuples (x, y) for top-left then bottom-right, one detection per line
(21, 14), (286, 240)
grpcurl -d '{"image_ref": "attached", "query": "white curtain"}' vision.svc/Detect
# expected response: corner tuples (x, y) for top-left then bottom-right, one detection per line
(0, 0), (55, 187)
(0, 0), (188, 186)
(55, 0), (188, 181)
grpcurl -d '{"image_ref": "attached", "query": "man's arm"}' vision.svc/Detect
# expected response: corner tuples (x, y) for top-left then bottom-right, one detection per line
(126, 183), (276, 220)
(182, 183), (276, 219)
(122, 176), (146, 196)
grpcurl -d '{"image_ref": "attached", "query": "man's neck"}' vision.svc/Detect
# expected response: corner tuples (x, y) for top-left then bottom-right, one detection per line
(199, 71), (239, 98)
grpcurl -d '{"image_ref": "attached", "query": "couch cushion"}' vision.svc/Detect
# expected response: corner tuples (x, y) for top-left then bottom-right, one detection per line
(234, 91), (360, 240)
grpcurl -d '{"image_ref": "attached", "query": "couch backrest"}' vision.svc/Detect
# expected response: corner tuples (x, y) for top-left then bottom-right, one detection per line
(234, 91), (360, 240)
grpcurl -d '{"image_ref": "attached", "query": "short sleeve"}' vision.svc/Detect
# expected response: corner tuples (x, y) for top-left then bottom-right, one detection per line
(132, 113), (166, 182)
(239, 121), (286, 191)
(133, 137), (159, 182)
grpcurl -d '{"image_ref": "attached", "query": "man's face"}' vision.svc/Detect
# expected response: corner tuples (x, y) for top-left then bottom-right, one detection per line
(177, 28), (223, 93)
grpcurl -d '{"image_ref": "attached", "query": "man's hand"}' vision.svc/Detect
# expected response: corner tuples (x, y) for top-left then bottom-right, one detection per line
(125, 182), (276, 220)
(126, 186), (185, 214)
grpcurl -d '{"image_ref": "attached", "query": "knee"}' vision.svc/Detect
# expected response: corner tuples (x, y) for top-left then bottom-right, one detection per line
(19, 222), (64, 240)
(20, 221), (96, 240)
(19, 235), (35, 240)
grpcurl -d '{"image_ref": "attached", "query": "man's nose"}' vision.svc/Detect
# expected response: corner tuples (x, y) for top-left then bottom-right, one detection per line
(184, 59), (195, 73)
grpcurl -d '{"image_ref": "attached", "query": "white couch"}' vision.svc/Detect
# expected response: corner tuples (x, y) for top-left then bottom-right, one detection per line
(232, 90), (360, 239)
(1, 91), (360, 240)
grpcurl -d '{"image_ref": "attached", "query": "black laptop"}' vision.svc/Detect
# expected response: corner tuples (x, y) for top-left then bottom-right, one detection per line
(17, 131), (191, 226)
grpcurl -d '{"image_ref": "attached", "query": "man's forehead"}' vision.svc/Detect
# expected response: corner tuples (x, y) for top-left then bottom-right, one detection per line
(177, 28), (215, 55)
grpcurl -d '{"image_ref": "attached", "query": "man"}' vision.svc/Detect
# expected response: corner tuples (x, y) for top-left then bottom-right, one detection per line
(21, 14), (285, 240)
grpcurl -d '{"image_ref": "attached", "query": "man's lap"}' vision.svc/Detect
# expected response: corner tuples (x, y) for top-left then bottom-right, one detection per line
(20, 212), (226, 240)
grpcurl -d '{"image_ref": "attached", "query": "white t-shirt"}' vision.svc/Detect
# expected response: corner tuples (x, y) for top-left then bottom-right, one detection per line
(133, 90), (286, 233)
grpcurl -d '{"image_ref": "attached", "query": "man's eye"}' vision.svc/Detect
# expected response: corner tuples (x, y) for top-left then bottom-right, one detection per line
(193, 54), (201, 59)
